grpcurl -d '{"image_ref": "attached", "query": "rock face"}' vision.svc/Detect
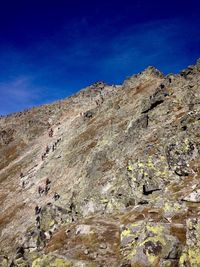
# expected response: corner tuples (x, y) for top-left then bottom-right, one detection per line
(0, 60), (200, 267)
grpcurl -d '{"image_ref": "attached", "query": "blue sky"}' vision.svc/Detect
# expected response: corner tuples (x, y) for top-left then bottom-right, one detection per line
(0, 0), (200, 115)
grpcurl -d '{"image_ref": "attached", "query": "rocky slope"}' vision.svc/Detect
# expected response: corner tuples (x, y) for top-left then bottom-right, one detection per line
(0, 60), (200, 267)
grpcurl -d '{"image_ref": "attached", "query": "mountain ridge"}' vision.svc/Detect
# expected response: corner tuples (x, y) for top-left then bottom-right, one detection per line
(0, 59), (200, 267)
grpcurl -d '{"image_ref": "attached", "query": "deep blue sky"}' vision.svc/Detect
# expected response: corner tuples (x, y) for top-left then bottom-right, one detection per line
(0, 0), (200, 115)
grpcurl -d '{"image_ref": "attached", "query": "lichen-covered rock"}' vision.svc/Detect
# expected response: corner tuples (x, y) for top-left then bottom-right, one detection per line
(141, 87), (166, 113)
(166, 138), (198, 176)
(0, 255), (8, 267)
(179, 218), (200, 267)
(162, 199), (187, 221)
(126, 114), (148, 135)
(0, 128), (16, 145)
(121, 222), (181, 267)
(39, 203), (70, 232)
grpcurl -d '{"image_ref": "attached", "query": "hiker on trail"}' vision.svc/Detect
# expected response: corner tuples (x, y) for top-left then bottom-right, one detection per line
(40, 230), (46, 240)
(69, 202), (76, 222)
(100, 94), (104, 104)
(38, 186), (43, 197)
(35, 205), (41, 215)
(45, 184), (51, 195)
(46, 145), (50, 154)
(49, 128), (53, 137)
(70, 202), (75, 212)
(39, 230), (46, 246)
(22, 181), (25, 188)
(20, 172), (24, 178)
(55, 139), (60, 146)
(53, 192), (60, 201)
(36, 216), (40, 228)
(46, 178), (51, 186)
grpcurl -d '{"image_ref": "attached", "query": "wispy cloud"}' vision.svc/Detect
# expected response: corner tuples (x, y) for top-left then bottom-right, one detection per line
(0, 77), (34, 99)
(0, 76), (41, 115)
(0, 16), (199, 115)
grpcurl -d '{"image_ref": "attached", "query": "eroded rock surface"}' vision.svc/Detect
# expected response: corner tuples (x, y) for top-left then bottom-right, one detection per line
(0, 61), (200, 266)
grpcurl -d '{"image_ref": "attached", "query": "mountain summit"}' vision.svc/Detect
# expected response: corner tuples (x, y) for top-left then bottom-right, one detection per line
(0, 60), (200, 267)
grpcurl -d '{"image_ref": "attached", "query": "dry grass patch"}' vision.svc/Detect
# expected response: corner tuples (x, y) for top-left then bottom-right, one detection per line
(45, 227), (67, 252)
(0, 203), (25, 231)
(170, 225), (186, 245)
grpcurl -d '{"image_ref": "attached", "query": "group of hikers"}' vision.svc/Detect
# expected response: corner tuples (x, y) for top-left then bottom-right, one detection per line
(41, 145), (50, 161)
(34, 204), (53, 248)
(35, 199), (60, 231)
(52, 137), (61, 152)
(41, 136), (61, 161)
(37, 177), (60, 200)
(20, 125), (61, 212)
(38, 178), (51, 196)
(35, 205), (41, 228)
(15, 88), (116, 258)
(35, 185), (60, 232)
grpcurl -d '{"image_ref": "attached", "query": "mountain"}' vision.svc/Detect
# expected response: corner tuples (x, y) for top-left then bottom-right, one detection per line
(0, 60), (200, 267)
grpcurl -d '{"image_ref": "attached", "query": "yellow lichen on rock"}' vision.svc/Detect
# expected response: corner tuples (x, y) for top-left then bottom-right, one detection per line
(146, 224), (164, 235)
(32, 255), (72, 267)
(188, 247), (200, 266)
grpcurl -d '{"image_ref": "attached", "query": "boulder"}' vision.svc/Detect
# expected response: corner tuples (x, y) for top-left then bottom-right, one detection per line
(120, 221), (181, 267)
(182, 189), (200, 202)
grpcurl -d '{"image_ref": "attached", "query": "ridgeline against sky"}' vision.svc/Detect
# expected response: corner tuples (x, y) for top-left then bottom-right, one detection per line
(0, 0), (200, 115)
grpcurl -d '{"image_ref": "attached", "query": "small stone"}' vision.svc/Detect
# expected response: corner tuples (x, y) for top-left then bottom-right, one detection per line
(183, 189), (200, 202)
(84, 249), (89, 255)
(99, 243), (107, 249)
(75, 224), (91, 235)
(93, 252), (98, 259)
(143, 182), (160, 195)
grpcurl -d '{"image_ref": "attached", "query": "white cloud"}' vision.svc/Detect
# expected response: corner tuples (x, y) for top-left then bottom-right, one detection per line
(0, 76), (40, 102)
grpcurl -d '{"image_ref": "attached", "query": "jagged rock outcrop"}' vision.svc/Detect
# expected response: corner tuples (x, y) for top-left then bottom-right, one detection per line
(0, 60), (200, 267)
